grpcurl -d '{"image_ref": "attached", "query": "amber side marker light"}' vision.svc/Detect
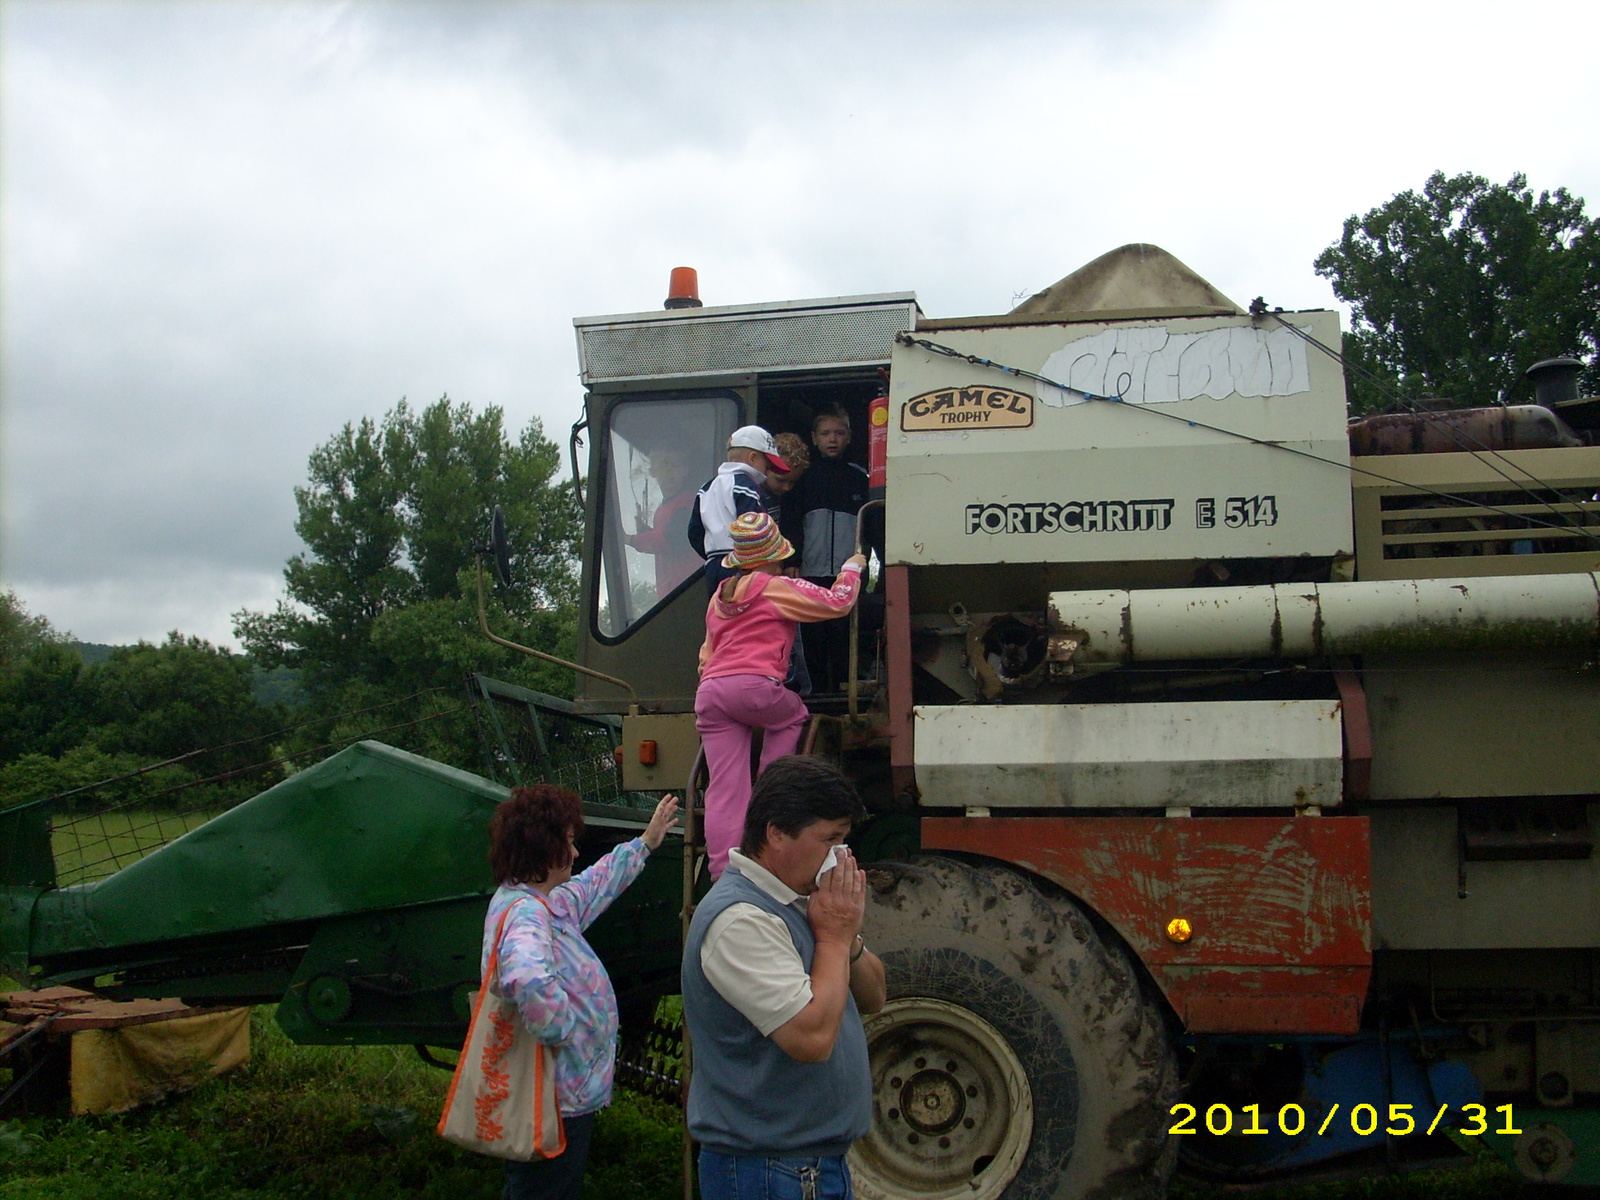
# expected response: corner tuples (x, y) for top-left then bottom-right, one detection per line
(1166, 917), (1194, 943)
(638, 740), (658, 766)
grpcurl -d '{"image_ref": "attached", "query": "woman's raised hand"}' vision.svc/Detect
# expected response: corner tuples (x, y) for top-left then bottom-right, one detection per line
(642, 794), (681, 851)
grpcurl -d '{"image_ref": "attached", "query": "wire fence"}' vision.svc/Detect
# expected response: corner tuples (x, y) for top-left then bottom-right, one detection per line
(465, 675), (656, 811)
(27, 690), (464, 889)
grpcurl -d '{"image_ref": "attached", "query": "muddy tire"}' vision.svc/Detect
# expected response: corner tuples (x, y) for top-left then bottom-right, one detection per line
(852, 856), (1177, 1200)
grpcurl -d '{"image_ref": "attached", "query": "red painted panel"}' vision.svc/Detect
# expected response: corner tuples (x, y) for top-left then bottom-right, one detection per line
(1183, 988), (1363, 1034)
(921, 816), (1372, 1034)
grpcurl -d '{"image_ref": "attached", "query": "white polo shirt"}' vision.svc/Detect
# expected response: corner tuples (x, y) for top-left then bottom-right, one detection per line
(699, 849), (815, 1036)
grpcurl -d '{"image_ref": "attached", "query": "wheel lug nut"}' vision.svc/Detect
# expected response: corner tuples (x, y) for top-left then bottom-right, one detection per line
(914, 1057), (926, 1068)
(963, 1118), (975, 1129)
(946, 1060), (957, 1072)
(887, 1108), (899, 1121)
(890, 1076), (902, 1088)
(908, 1132), (920, 1144)
(939, 1136), (950, 1148)
(966, 1085), (978, 1097)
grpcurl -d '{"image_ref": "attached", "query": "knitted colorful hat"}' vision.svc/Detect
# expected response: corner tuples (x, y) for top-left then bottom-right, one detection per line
(721, 512), (795, 570)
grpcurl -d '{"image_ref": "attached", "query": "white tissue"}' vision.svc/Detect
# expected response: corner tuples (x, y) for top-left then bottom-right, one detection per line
(814, 845), (842, 888)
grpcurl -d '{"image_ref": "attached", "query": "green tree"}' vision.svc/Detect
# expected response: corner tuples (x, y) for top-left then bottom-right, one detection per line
(234, 396), (583, 769)
(1315, 171), (1600, 413)
(0, 597), (287, 810)
(85, 634), (282, 774)
(0, 590), (65, 670)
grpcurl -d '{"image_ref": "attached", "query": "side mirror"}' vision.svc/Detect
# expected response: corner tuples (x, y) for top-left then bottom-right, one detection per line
(491, 505), (513, 590)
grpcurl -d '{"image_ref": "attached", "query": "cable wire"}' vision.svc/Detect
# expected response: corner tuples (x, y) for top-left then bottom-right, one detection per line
(1258, 306), (1597, 543)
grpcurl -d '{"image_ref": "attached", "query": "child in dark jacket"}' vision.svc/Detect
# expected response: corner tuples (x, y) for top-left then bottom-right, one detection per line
(783, 405), (869, 691)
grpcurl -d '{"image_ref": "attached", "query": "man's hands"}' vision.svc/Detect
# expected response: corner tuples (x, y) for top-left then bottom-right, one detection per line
(843, 553), (868, 572)
(772, 847), (865, 1063)
(642, 795), (680, 851)
(808, 847), (865, 948)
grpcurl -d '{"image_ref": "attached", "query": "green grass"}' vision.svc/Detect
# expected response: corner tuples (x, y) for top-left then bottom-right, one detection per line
(50, 809), (220, 886)
(0, 1005), (1522, 1199)
(0, 1008), (682, 1200)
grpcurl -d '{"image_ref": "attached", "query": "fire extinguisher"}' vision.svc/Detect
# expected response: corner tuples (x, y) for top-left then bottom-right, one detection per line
(868, 373), (889, 502)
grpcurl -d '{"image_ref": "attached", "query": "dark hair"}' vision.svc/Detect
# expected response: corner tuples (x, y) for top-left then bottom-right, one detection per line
(489, 784), (585, 885)
(740, 756), (865, 856)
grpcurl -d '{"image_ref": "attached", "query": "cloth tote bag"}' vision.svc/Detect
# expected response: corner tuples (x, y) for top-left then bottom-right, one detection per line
(437, 896), (566, 1161)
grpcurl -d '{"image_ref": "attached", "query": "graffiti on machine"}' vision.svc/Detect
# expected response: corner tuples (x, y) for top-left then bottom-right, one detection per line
(965, 499), (1176, 535)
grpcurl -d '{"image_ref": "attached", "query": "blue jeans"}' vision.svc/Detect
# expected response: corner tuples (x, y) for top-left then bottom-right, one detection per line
(503, 1111), (595, 1200)
(698, 1148), (854, 1200)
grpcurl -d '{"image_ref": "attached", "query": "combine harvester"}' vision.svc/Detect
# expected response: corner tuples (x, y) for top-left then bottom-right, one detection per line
(4, 244), (1599, 1196)
(578, 250), (1600, 1196)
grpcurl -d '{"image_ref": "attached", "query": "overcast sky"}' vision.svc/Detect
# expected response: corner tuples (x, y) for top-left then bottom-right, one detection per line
(4, 0), (1597, 648)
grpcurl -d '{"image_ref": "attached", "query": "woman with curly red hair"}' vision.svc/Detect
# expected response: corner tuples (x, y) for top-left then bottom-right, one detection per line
(482, 784), (678, 1200)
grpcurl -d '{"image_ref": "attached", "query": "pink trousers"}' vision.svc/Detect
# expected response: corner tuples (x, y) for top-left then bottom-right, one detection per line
(694, 674), (809, 877)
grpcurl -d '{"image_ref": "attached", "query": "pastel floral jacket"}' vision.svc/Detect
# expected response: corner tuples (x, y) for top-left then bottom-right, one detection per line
(481, 837), (651, 1115)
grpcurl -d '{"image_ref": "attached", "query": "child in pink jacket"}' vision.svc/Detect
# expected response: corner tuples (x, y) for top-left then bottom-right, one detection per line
(696, 511), (863, 876)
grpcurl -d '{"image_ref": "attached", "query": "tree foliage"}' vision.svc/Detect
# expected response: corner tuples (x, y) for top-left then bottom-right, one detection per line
(1315, 171), (1600, 413)
(0, 592), (284, 810)
(234, 396), (584, 768)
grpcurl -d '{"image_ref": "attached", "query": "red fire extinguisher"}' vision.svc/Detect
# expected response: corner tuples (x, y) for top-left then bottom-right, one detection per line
(867, 380), (889, 501)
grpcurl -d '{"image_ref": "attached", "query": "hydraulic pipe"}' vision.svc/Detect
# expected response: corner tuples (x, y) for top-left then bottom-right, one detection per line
(1048, 571), (1600, 665)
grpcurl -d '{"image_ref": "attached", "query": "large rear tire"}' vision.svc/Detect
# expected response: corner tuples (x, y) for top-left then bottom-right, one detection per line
(853, 857), (1177, 1200)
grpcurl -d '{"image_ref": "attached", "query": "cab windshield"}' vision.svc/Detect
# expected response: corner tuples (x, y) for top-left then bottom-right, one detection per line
(594, 393), (739, 639)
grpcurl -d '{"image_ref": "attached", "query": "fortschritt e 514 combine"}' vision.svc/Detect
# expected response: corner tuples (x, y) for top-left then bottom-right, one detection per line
(580, 246), (1600, 1196)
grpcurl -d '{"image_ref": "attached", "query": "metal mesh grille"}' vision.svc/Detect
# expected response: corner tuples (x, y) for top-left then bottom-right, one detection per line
(615, 1004), (684, 1103)
(581, 304), (914, 383)
(52, 803), (230, 888)
(468, 676), (655, 809)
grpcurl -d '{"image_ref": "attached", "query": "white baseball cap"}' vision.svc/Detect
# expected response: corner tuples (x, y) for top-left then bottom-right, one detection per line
(728, 425), (789, 473)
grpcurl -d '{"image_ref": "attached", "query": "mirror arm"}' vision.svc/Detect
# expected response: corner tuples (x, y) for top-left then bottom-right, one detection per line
(475, 558), (638, 704)
(569, 419), (588, 509)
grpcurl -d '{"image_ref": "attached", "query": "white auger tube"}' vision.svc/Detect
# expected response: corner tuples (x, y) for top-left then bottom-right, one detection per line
(1047, 572), (1600, 665)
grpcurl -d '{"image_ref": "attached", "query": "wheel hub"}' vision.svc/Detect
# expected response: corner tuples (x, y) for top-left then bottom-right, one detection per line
(901, 1068), (965, 1135)
(850, 998), (1033, 1200)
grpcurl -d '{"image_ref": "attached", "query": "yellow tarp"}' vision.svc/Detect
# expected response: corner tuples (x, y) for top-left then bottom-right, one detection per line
(69, 1006), (251, 1115)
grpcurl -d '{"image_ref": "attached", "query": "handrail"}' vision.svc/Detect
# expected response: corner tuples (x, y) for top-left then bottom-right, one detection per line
(680, 746), (707, 1200)
(474, 559), (638, 703)
(848, 500), (885, 718)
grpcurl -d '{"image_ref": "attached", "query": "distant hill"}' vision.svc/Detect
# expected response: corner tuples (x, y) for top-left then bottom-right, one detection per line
(252, 665), (307, 709)
(73, 642), (117, 665)
(70, 641), (306, 708)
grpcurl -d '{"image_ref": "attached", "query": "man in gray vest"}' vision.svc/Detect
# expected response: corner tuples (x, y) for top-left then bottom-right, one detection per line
(682, 755), (886, 1200)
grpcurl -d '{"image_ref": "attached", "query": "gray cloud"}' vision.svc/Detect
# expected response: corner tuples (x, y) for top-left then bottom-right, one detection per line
(3, 0), (1598, 645)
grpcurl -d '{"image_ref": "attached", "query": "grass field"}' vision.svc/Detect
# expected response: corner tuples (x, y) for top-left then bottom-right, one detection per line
(0, 1009), (681, 1200)
(50, 809), (219, 886)
(0, 1008), (1523, 1200)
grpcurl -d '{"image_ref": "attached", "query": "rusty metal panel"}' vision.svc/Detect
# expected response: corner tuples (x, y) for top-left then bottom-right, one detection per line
(921, 815), (1371, 1034)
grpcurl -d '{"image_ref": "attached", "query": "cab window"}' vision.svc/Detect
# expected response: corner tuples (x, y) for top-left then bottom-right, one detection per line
(594, 394), (739, 639)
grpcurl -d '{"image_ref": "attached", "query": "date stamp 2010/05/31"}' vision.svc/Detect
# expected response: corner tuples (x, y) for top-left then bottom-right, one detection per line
(1169, 1102), (1520, 1139)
